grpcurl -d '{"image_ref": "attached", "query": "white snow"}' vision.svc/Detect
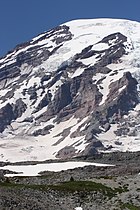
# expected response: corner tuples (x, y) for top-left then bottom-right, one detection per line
(0, 88), (12, 97)
(92, 43), (109, 51)
(98, 123), (140, 152)
(71, 67), (85, 78)
(20, 63), (32, 75)
(26, 76), (40, 88)
(80, 55), (97, 66)
(31, 33), (46, 42)
(0, 161), (114, 177)
(65, 19), (140, 45)
(118, 85), (126, 93)
(134, 103), (140, 111)
(98, 124), (118, 146)
(0, 59), (16, 69)
(75, 207), (83, 210)
(0, 117), (88, 162)
(2, 18), (140, 74)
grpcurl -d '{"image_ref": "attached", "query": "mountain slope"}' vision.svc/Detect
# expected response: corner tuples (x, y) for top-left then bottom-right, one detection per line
(0, 18), (140, 162)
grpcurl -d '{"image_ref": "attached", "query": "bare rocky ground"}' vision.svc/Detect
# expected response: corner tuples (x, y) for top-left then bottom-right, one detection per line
(0, 152), (140, 210)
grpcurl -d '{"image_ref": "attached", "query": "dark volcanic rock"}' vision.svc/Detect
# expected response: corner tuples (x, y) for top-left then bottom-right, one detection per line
(0, 104), (14, 132)
(35, 92), (52, 112)
(12, 98), (27, 119)
(0, 65), (20, 81)
(82, 71), (139, 141)
(33, 124), (54, 136)
(0, 99), (27, 132)
(106, 72), (138, 119)
(101, 32), (127, 45)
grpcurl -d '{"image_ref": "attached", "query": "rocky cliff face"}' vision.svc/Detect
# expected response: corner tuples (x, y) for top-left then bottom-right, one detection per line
(0, 19), (140, 162)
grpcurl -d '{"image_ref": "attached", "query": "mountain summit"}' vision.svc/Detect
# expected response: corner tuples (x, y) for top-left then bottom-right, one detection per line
(0, 18), (140, 162)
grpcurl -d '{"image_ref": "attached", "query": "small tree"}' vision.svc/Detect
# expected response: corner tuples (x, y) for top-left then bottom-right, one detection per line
(70, 176), (74, 182)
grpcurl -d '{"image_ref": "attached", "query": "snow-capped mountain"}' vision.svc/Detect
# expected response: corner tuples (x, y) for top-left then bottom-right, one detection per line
(0, 18), (140, 162)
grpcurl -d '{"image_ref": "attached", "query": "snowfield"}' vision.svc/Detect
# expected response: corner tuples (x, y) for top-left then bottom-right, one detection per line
(0, 117), (89, 162)
(0, 161), (114, 177)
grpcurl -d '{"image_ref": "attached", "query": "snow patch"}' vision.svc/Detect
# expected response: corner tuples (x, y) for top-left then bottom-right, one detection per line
(75, 207), (83, 210)
(0, 161), (115, 177)
(71, 67), (85, 78)
(80, 55), (97, 66)
(92, 43), (109, 51)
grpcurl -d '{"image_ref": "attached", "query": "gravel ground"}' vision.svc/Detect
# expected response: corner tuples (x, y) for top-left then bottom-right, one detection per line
(0, 152), (140, 210)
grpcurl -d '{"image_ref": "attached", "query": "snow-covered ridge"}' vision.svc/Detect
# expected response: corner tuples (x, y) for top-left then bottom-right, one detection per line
(65, 18), (140, 45)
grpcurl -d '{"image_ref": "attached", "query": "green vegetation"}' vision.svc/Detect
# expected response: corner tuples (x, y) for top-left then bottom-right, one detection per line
(96, 175), (115, 180)
(0, 179), (129, 199)
(49, 180), (117, 198)
(0, 179), (139, 208)
(120, 203), (140, 210)
(49, 181), (129, 197)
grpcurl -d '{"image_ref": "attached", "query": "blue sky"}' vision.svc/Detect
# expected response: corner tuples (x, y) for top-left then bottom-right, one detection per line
(0, 0), (140, 57)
